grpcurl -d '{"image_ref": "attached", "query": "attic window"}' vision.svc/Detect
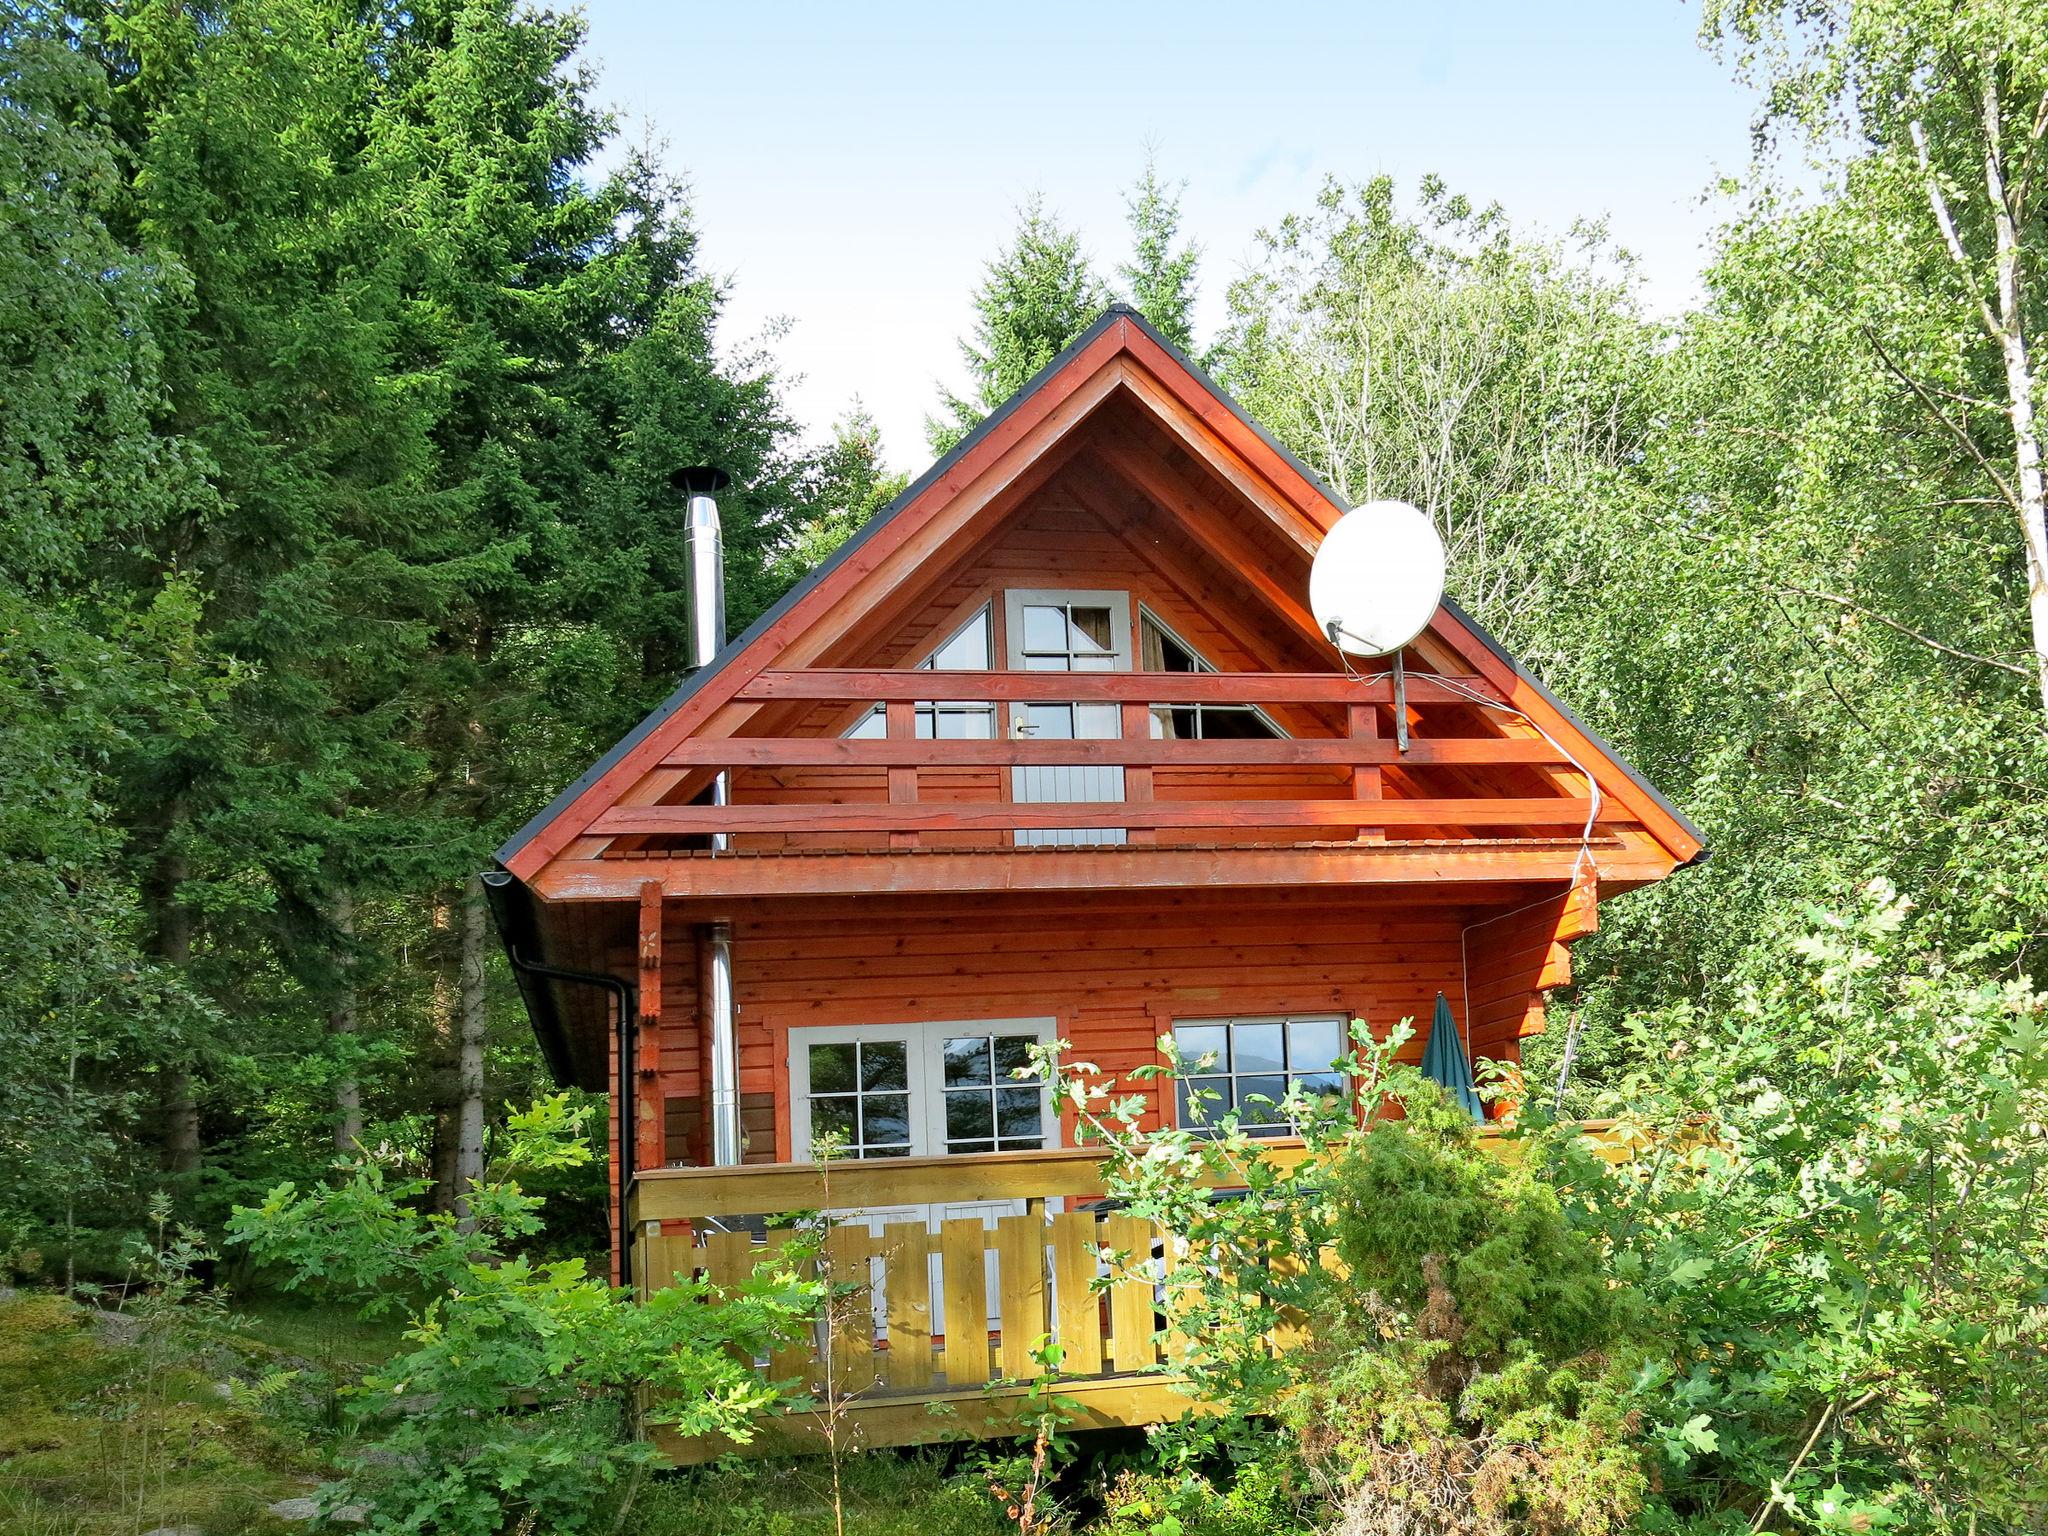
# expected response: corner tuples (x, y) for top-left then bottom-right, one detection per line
(845, 606), (994, 740)
(1140, 611), (1283, 741)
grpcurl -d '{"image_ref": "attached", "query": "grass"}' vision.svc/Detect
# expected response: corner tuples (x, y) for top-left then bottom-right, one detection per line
(630, 1451), (1016, 1536)
(0, 1289), (324, 1536)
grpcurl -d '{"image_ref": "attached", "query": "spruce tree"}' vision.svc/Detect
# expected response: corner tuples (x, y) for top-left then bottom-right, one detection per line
(1118, 154), (1201, 355)
(928, 196), (1110, 454)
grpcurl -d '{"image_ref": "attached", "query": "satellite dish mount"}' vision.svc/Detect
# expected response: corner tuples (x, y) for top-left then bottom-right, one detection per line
(1306, 500), (1448, 755)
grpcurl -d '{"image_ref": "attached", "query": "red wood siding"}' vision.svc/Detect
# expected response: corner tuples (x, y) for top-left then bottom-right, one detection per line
(641, 888), (1521, 1167)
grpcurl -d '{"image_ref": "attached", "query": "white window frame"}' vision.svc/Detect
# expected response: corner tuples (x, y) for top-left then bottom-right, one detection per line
(1138, 606), (1287, 740)
(789, 1017), (1060, 1162)
(1168, 1011), (1350, 1138)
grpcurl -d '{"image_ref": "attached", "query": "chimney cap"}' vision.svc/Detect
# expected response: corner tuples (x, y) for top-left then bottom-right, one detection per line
(671, 465), (730, 495)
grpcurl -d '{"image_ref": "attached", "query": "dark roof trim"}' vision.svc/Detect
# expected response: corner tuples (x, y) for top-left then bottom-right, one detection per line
(1438, 597), (1708, 853)
(496, 302), (1704, 869)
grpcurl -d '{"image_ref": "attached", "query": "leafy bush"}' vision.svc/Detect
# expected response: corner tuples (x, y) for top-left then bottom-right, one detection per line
(228, 1095), (821, 1535)
(1553, 882), (2048, 1534)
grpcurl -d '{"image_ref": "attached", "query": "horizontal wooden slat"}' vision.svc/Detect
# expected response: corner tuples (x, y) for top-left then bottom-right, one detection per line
(533, 842), (1671, 901)
(592, 798), (1598, 837)
(740, 669), (1495, 705)
(660, 736), (1567, 769)
(631, 1141), (1312, 1221)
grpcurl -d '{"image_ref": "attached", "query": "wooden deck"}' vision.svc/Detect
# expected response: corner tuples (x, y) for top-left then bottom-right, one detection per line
(630, 1129), (1622, 1462)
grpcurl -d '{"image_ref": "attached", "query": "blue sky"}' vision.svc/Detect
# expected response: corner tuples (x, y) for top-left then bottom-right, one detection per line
(576, 2), (1763, 472)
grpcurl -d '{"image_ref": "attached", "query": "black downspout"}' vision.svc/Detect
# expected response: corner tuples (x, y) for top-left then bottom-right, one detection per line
(479, 869), (641, 1281)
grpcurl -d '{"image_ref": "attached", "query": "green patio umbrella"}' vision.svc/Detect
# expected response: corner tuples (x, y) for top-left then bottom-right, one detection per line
(1420, 991), (1486, 1123)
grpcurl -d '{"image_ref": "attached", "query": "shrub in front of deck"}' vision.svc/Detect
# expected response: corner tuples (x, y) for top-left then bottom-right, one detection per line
(1295, 1088), (1652, 1536)
(228, 1095), (820, 1536)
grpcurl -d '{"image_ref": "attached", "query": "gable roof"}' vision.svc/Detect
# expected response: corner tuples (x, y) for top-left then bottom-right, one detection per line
(496, 304), (1705, 880)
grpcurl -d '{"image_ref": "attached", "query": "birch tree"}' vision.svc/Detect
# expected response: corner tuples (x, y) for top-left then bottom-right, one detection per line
(1707, 0), (2048, 717)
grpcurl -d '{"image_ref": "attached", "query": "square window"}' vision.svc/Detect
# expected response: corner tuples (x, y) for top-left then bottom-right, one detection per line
(944, 1035), (991, 1087)
(860, 1041), (908, 1092)
(1171, 1016), (1349, 1136)
(809, 1044), (856, 1095)
(946, 1091), (995, 1142)
(1233, 1023), (1286, 1074)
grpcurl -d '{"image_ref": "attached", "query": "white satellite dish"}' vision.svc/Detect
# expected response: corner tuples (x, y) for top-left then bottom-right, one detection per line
(1307, 500), (1447, 657)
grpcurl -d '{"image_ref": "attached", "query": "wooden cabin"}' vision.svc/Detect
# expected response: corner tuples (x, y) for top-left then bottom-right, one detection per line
(484, 305), (1704, 1458)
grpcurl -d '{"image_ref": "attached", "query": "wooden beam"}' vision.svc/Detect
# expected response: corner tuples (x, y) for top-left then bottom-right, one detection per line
(591, 797), (1598, 837)
(737, 669), (1495, 705)
(530, 841), (1672, 902)
(658, 735), (1568, 769)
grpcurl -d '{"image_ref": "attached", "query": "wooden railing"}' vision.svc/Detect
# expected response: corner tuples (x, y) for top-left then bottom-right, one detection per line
(598, 668), (1595, 847)
(628, 1130), (1625, 1459)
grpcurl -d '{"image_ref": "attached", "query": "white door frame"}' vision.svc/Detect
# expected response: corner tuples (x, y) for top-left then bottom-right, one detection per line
(1001, 588), (1132, 846)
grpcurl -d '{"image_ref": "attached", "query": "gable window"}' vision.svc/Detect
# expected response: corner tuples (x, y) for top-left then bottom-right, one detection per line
(1172, 1013), (1346, 1137)
(1140, 611), (1283, 741)
(845, 606), (995, 740)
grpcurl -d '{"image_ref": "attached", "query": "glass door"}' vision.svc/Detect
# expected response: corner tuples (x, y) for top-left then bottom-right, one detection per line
(789, 1019), (1059, 1336)
(1001, 589), (1132, 845)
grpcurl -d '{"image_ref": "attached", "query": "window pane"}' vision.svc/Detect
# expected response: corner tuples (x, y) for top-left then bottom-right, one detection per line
(809, 1044), (856, 1095)
(1294, 1073), (1346, 1115)
(1022, 605), (1067, 652)
(1023, 703), (1073, 739)
(1233, 1023), (1286, 1074)
(935, 704), (991, 739)
(996, 1086), (1042, 1138)
(1233, 1075), (1288, 1123)
(946, 1092), (994, 1142)
(1176, 1025), (1228, 1072)
(860, 1093), (910, 1146)
(1289, 1018), (1343, 1071)
(1146, 619), (1200, 673)
(1070, 654), (1116, 672)
(811, 1096), (856, 1142)
(1069, 607), (1113, 651)
(929, 610), (989, 670)
(943, 1035), (991, 1087)
(1073, 702), (1118, 738)
(1177, 1078), (1223, 1128)
(948, 1139), (994, 1155)
(870, 1144), (911, 1158)
(914, 704), (937, 739)
(1021, 651), (1069, 672)
(994, 1035), (1037, 1081)
(846, 707), (886, 740)
(1004, 1136), (1045, 1151)
(1201, 707), (1277, 740)
(860, 1041), (908, 1092)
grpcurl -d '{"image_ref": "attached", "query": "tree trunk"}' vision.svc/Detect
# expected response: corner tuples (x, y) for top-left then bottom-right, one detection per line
(427, 893), (460, 1214)
(454, 875), (488, 1223)
(328, 887), (362, 1155)
(152, 817), (201, 1176)
(1979, 71), (2048, 718)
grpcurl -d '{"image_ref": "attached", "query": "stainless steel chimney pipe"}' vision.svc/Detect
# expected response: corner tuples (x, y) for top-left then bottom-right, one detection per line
(676, 467), (732, 855)
(673, 467), (743, 1167)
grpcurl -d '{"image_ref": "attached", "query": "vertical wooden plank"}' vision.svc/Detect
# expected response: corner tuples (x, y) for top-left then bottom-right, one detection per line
(1050, 1210), (1103, 1375)
(1120, 702), (1155, 846)
(1267, 1245), (1308, 1354)
(824, 1223), (876, 1395)
(880, 1221), (933, 1389)
(704, 1228), (753, 1291)
(635, 884), (665, 1171)
(1158, 1228), (1197, 1367)
(1348, 703), (1384, 844)
(1102, 1213), (1157, 1372)
(887, 701), (918, 849)
(996, 1213), (1048, 1379)
(760, 1227), (812, 1389)
(941, 1217), (991, 1387)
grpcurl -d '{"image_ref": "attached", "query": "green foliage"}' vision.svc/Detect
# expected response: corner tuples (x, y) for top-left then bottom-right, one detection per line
(1554, 883), (2048, 1533)
(1119, 155), (1202, 355)
(633, 1453), (1011, 1536)
(228, 1096), (822, 1534)
(930, 194), (1113, 454)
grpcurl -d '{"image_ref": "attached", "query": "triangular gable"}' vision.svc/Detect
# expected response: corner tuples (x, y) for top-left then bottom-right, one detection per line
(497, 306), (1704, 882)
